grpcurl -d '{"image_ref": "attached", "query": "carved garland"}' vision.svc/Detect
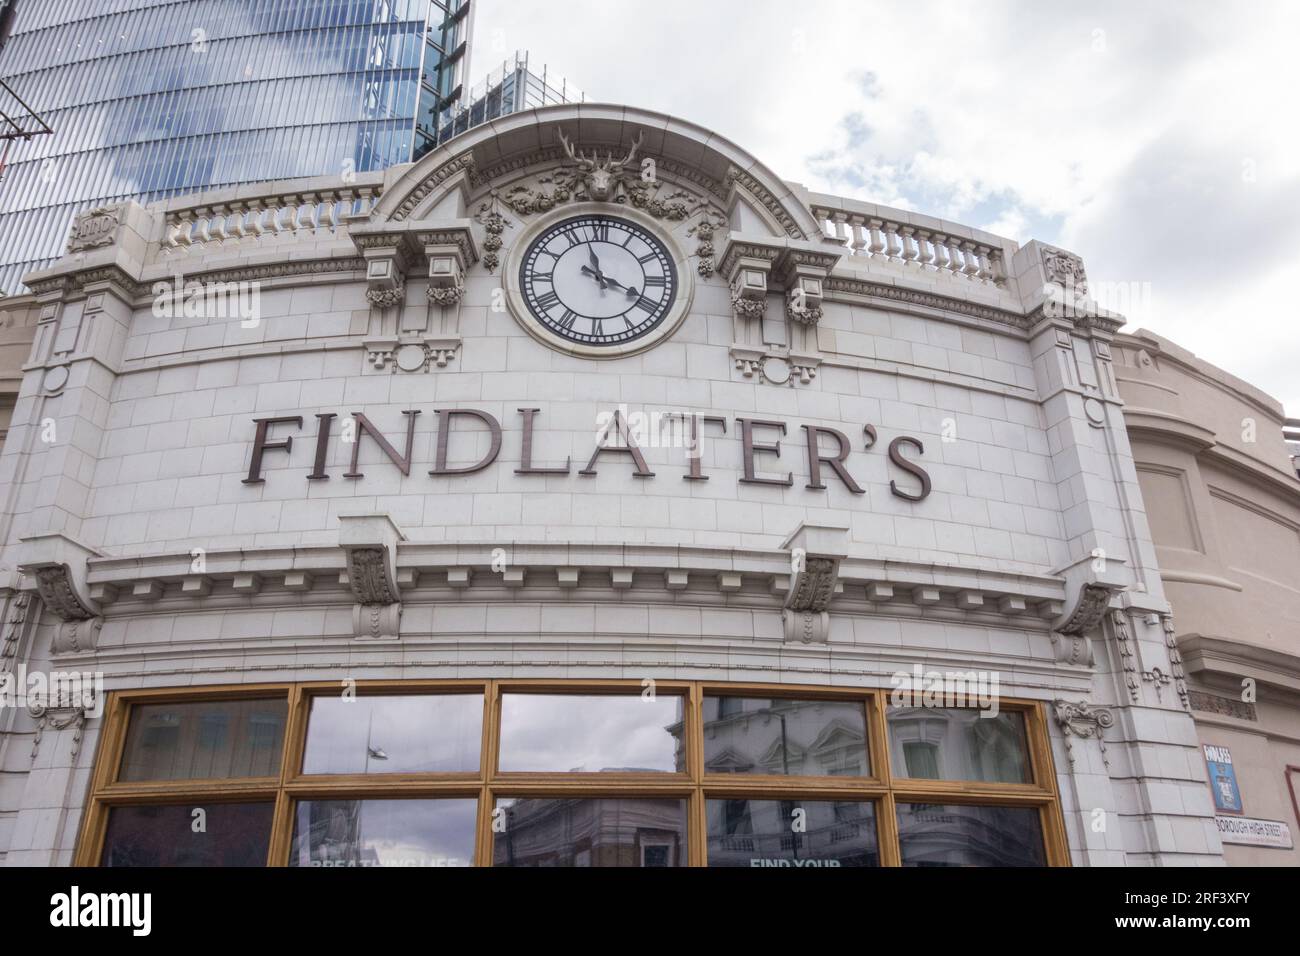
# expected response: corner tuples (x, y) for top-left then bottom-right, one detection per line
(1111, 608), (1141, 703)
(1, 592), (30, 674)
(1160, 612), (1190, 711)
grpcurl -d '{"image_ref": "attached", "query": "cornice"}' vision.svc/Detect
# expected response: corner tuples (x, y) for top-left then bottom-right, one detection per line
(80, 541), (1066, 622)
(826, 275), (1030, 332)
(1178, 633), (1300, 695)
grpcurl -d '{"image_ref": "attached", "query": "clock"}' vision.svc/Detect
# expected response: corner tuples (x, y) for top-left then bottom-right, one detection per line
(516, 212), (681, 351)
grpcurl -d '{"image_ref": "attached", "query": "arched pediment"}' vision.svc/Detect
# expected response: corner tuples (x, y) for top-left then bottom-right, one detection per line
(370, 103), (822, 243)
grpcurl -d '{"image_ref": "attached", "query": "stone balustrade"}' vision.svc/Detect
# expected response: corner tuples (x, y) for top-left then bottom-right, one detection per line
(809, 199), (1010, 287)
(161, 178), (385, 251)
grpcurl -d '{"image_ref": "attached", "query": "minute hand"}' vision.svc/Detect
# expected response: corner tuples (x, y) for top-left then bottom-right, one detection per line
(580, 266), (638, 297)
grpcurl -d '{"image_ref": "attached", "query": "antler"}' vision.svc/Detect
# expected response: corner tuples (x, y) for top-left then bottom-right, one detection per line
(558, 129), (593, 169)
(611, 131), (644, 172)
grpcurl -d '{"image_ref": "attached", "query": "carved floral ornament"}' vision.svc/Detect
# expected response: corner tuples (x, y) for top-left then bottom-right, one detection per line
(471, 127), (730, 278)
(1053, 699), (1114, 768)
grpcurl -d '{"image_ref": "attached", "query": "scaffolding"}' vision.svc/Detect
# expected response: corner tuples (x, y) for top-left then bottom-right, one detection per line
(0, 77), (53, 183)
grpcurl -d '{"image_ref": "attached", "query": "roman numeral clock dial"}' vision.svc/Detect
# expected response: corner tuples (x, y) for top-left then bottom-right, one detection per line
(518, 214), (679, 350)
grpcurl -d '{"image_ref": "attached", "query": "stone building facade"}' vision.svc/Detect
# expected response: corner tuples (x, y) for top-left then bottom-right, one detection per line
(0, 103), (1280, 867)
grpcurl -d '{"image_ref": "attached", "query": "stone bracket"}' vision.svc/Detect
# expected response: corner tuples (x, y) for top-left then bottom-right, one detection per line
(780, 523), (848, 645)
(339, 514), (406, 640)
(774, 246), (839, 327)
(18, 534), (105, 654)
(1048, 553), (1127, 666)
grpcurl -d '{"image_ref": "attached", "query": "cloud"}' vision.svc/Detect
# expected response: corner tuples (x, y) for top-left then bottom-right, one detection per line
(472, 0), (1300, 410)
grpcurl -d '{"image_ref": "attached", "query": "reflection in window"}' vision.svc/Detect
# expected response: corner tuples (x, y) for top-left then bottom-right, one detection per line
(289, 799), (477, 867)
(119, 699), (287, 781)
(493, 798), (686, 867)
(897, 803), (1045, 866)
(702, 697), (868, 777)
(887, 708), (1030, 783)
(101, 802), (274, 867)
(706, 799), (878, 867)
(498, 694), (684, 773)
(302, 694), (482, 774)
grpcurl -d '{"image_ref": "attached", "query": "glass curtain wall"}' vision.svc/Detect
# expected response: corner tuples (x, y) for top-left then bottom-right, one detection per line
(0, 0), (472, 296)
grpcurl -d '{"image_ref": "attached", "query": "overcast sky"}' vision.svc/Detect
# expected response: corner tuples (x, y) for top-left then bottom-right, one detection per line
(472, 0), (1300, 414)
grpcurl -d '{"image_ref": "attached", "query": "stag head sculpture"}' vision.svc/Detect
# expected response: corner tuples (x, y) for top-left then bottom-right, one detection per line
(558, 129), (644, 202)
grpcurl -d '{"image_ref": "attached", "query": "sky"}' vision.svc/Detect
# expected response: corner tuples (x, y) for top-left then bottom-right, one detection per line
(471, 0), (1300, 413)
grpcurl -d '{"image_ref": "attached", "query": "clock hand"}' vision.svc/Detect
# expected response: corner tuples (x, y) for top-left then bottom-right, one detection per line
(587, 245), (607, 289)
(581, 267), (640, 297)
(580, 264), (611, 291)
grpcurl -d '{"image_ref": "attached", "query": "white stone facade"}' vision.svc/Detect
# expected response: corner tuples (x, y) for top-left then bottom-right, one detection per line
(0, 104), (1222, 865)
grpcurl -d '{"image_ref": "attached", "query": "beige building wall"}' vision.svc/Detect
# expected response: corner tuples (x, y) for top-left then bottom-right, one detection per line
(0, 297), (39, 452)
(1116, 329), (1300, 865)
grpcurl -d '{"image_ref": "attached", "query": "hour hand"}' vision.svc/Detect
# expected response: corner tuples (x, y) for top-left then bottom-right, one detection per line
(587, 246), (607, 288)
(580, 264), (609, 290)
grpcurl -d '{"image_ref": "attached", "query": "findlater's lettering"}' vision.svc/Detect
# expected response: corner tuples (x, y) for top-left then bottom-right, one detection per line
(242, 408), (932, 501)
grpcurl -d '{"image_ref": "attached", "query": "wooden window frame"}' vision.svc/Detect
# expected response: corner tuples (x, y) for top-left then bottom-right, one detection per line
(75, 679), (1070, 867)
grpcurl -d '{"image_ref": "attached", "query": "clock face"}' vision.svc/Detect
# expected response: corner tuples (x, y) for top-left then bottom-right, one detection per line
(519, 214), (678, 347)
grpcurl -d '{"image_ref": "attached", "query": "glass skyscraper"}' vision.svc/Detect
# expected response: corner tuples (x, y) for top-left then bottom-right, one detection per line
(0, 0), (474, 296)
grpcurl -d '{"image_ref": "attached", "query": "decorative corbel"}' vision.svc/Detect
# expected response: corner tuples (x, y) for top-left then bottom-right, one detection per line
(339, 514), (405, 641)
(1050, 580), (1122, 666)
(352, 230), (421, 309)
(17, 534), (104, 655)
(717, 237), (783, 323)
(419, 224), (478, 307)
(774, 247), (840, 327)
(1053, 699), (1114, 768)
(364, 258), (406, 308)
(779, 523), (848, 645)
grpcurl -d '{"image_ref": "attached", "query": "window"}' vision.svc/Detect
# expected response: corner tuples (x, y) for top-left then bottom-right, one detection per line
(497, 692), (684, 773)
(707, 799), (878, 867)
(100, 802), (273, 867)
(78, 684), (1066, 866)
(289, 799), (476, 867)
(118, 697), (287, 781)
(888, 707), (1031, 784)
(702, 696), (869, 777)
(492, 798), (686, 867)
(302, 693), (481, 774)
(897, 803), (1047, 867)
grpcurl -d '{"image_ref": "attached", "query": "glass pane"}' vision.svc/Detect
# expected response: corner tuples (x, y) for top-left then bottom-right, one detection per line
(498, 694), (684, 773)
(706, 799), (878, 867)
(302, 694), (482, 774)
(101, 802), (273, 866)
(887, 707), (1030, 783)
(897, 803), (1046, 866)
(702, 696), (869, 777)
(118, 698), (287, 781)
(289, 799), (477, 867)
(493, 798), (686, 867)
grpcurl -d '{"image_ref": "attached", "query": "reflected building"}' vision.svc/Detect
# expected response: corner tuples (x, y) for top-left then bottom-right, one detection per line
(0, 0), (477, 295)
(493, 798), (686, 867)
